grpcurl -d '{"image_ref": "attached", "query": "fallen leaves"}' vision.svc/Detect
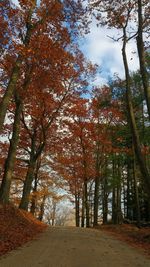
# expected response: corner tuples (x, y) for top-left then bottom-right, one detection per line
(97, 224), (150, 256)
(0, 204), (47, 256)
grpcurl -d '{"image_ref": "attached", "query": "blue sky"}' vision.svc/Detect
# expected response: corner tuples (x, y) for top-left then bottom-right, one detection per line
(12, 0), (139, 87)
(80, 21), (139, 86)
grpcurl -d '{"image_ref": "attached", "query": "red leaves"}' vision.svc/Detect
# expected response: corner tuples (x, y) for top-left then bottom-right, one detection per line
(0, 204), (47, 256)
(99, 224), (150, 256)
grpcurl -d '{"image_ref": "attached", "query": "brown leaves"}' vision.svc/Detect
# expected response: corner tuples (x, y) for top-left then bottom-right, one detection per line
(99, 224), (150, 256)
(0, 204), (47, 256)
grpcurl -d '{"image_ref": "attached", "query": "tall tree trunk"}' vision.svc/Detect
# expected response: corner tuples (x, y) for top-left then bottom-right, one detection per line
(0, 66), (32, 204)
(19, 124), (45, 211)
(30, 171), (38, 215)
(51, 201), (57, 226)
(93, 126), (101, 226)
(126, 158), (132, 220)
(19, 158), (36, 211)
(0, 97), (22, 203)
(116, 162), (122, 224)
(112, 156), (117, 224)
(112, 187), (117, 224)
(84, 180), (90, 227)
(93, 174), (100, 226)
(103, 177), (108, 224)
(122, 26), (150, 195)
(30, 157), (41, 215)
(133, 146), (141, 226)
(112, 155), (122, 224)
(136, 0), (150, 120)
(80, 134), (89, 227)
(0, 5), (36, 131)
(81, 187), (85, 227)
(75, 193), (80, 227)
(38, 195), (46, 221)
(122, 171), (127, 219)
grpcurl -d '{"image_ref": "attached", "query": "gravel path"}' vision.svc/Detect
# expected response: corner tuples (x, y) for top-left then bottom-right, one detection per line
(0, 227), (150, 267)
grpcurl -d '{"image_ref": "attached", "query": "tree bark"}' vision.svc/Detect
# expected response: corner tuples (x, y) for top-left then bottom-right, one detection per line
(0, 64), (33, 204)
(136, 0), (150, 120)
(30, 172), (38, 215)
(38, 195), (46, 221)
(0, 5), (36, 131)
(51, 201), (57, 226)
(75, 193), (80, 227)
(0, 97), (22, 203)
(80, 133), (89, 227)
(93, 124), (101, 226)
(93, 175), (100, 226)
(19, 158), (36, 211)
(132, 146), (141, 226)
(116, 162), (122, 224)
(103, 177), (108, 224)
(19, 122), (45, 211)
(126, 158), (132, 220)
(122, 26), (150, 195)
(81, 188), (85, 227)
(84, 180), (90, 227)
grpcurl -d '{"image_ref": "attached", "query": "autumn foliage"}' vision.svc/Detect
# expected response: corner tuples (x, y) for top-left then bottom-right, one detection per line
(0, 0), (150, 252)
(0, 204), (47, 256)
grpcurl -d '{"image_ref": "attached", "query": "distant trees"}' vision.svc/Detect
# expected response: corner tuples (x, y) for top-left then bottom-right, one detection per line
(56, 78), (149, 226)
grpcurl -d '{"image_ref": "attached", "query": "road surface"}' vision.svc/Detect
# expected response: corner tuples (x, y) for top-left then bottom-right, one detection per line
(0, 227), (150, 267)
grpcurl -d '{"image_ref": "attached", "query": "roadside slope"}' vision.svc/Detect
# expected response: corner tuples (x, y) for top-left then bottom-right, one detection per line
(0, 204), (47, 256)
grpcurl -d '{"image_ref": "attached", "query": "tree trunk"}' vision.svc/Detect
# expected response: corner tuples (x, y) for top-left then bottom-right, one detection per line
(133, 146), (141, 226)
(30, 157), (41, 215)
(112, 187), (117, 224)
(51, 201), (57, 226)
(84, 180), (90, 227)
(126, 158), (132, 220)
(112, 156), (118, 224)
(81, 188), (85, 227)
(0, 5), (36, 131)
(93, 175), (100, 226)
(93, 129), (101, 226)
(103, 177), (108, 224)
(122, 27), (150, 195)
(112, 155), (122, 224)
(39, 195), (46, 221)
(75, 193), (80, 227)
(0, 98), (22, 203)
(19, 159), (36, 211)
(117, 161), (122, 224)
(30, 173), (38, 215)
(136, 0), (150, 120)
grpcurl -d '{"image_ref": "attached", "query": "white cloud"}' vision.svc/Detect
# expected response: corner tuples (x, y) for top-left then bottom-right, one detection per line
(11, 1), (140, 86)
(12, 0), (19, 5)
(80, 22), (140, 86)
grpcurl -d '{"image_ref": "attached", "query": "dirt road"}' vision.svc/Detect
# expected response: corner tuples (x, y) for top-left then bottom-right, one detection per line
(0, 227), (150, 267)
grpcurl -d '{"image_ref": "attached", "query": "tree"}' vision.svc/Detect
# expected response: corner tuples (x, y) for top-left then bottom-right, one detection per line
(136, 0), (150, 120)
(89, 0), (150, 196)
(0, 0), (91, 206)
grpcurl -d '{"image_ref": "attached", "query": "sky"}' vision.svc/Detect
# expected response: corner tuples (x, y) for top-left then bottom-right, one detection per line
(80, 21), (139, 86)
(12, 0), (139, 87)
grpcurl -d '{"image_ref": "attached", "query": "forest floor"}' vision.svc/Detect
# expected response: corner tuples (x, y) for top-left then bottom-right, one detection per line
(97, 223), (150, 257)
(0, 204), (47, 256)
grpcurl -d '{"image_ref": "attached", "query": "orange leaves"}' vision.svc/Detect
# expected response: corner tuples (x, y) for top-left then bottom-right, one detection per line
(0, 205), (47, 256)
